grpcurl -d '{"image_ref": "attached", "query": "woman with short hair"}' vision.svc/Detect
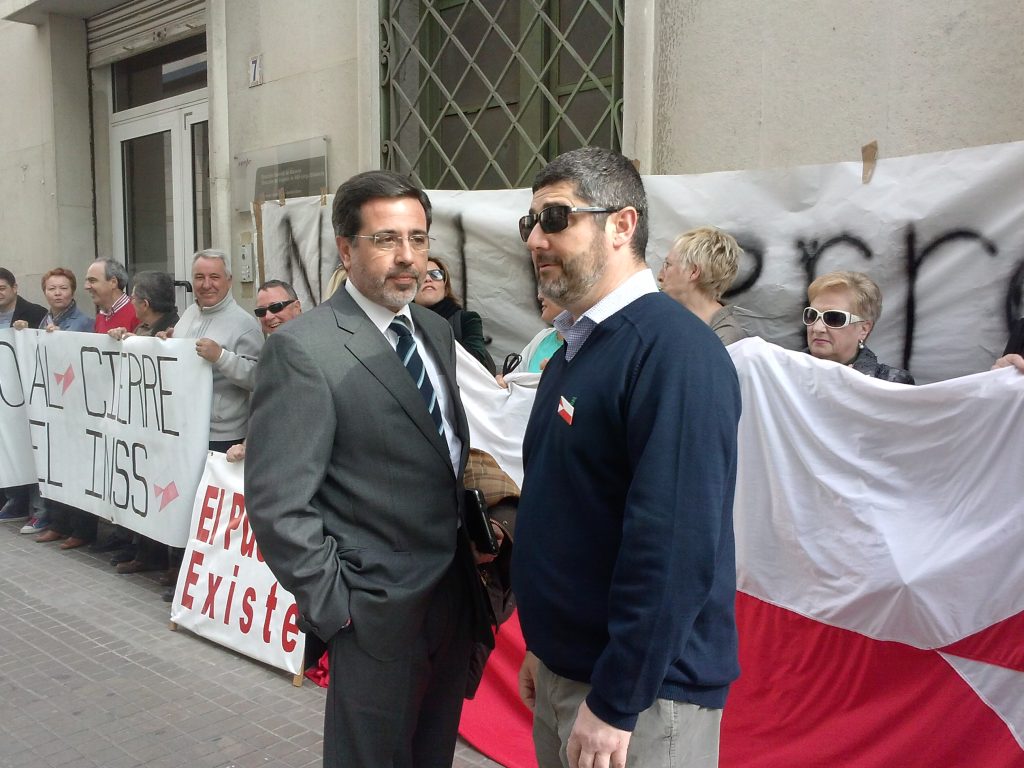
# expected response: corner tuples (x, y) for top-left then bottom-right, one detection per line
(804, 270), (914, 384)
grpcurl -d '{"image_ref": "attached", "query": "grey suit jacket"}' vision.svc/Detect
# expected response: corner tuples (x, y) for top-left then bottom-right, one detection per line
(245, 288), (479, 661)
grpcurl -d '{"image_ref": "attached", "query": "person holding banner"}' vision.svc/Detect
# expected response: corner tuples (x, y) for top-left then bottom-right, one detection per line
(0, 267), (48, 525)
(7, 267), (93, 534)
(513, 147), (741, 768)
(9, 268), (92, 333)
(164, 249), (263, 452)
(85, 258), (138, 335)
(804, 270), (914, 383)
(245, 170), (492, 768)
(106, 270), (180, 574)
(224, 279), (304, 464)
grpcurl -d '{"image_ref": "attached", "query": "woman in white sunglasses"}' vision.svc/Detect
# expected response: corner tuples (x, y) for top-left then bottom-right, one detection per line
(804, 270), (914, 384)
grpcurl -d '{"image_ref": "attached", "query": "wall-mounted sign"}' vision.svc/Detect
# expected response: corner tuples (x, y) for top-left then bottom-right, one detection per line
(232, 136), (328, 212)
(248, 54), (263, 87)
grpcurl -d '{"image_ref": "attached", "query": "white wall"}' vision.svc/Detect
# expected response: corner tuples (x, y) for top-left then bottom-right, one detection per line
(0, 15), (93, 306)
(644, 0), (1024, 173)
(215, 0), (378, 290)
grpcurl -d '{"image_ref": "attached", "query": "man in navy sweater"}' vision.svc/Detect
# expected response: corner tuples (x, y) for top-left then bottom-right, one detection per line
(512, 147), (741, 768)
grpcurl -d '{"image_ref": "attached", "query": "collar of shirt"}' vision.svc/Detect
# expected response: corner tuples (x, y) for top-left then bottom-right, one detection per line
(553, 268), (659, 335)
(344, 280), (462, 476)
(100, 291), (131, 318)
(197, 292), (236, 314)
(345, 280), (414, 342)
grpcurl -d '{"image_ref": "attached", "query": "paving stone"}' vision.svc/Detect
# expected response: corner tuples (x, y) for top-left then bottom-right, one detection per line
(0, 522), (503, 767)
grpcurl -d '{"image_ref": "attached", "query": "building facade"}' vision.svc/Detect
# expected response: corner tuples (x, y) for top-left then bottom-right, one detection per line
(1, 0), (1021, 310)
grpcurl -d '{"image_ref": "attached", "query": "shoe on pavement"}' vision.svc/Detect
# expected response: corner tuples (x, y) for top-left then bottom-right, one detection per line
(162, 586), (175, 603)
(0, 500), (29, 523)
(20, 518), (48, 534)
(157, 568), (179, 587)
(110, 549), (136, 566)
(60, 536), (90, 550)
(36, 530), (67, 543)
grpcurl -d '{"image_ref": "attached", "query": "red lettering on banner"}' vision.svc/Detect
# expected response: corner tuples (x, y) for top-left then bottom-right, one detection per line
(202, 572), (223, 619)
(282, 603), (300, 652)
(223, 564), (240, 625)
(181, 550), (204, 609)
(197, 485), (221, 544)
(263, 582), (278, 644)
(240, 587), (256, 633)
(223, 492), (245, 550)
(239, 515), (264, 562)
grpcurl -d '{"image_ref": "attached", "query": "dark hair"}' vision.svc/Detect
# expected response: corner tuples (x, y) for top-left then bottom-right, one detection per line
(532, 147), (648, 262)
(331, 170), (432, 238)
(41, 267), (77, 292)
(131, 271), (176, 314)
(0, 267), (16, 286)
(425, 255), (460, 306)
(93, 258), (130, 290)
(258, 279), (298, 300)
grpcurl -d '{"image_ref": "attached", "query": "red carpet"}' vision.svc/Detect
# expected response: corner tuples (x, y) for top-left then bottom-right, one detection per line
(459, 611), (537, 768)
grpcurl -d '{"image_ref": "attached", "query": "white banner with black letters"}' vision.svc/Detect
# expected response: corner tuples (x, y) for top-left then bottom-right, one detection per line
(260, 140), (1024, 384)
(0, 328), (211, 545)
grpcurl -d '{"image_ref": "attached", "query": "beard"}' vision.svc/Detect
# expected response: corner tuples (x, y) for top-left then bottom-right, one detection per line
(354, 264), (422, 311)
(535, 228), (607, 308)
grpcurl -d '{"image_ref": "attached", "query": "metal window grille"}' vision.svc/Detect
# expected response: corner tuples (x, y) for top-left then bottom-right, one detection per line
(381, 0), (624, 190)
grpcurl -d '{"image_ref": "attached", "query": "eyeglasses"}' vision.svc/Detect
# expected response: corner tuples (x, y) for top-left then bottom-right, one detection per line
(518, 205), (623, 242)
(349, 232), (432, 252)
(425, 268), (445, 281)
(254, 299), (296, 318)
(802, 307), (865, 329)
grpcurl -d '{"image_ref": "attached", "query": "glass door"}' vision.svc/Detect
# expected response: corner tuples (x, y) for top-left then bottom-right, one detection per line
(110, 98), (209, 311)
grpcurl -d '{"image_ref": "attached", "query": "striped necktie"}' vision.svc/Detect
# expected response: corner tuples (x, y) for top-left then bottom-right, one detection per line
(389, 318), (445, 437)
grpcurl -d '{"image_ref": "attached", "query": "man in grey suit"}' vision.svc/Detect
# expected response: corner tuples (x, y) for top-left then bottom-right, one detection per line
(245, 170), (492, 768)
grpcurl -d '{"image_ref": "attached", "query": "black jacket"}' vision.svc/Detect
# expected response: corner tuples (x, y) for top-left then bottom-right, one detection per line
(11, 295), (47, 328)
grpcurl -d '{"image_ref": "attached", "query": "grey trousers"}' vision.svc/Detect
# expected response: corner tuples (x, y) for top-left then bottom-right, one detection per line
(532, 662), (723, 768)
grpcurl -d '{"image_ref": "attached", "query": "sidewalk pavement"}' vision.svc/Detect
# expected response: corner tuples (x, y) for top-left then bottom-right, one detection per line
(0, 520), (503, 768)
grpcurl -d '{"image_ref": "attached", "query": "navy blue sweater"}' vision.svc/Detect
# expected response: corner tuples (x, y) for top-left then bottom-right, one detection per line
(512, 292), (741, 731)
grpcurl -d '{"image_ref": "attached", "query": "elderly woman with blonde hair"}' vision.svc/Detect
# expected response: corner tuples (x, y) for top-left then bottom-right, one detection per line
(804, 270), (914, 384)
(658, 226), (748, 345)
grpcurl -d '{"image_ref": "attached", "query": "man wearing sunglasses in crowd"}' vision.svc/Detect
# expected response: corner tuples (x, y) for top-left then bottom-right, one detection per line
(512, 147), (742, 768)
(254, 279), (302, 335)
(224, 280), (303, 464)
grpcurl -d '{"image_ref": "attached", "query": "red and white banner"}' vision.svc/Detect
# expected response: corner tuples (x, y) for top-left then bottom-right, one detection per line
(0, 329), (211, 545)
(170, 453), (306, 676)
(457, 339), (1024, 768)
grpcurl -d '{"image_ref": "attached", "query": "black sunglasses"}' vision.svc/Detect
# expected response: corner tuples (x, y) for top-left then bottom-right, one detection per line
(518, 205), (623, 242)
(254, 299), (296, 318)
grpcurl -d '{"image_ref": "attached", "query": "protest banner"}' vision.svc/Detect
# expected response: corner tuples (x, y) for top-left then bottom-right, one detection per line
(170, 452), (305, 679)
(259, 140), (1024, 384)
(0, 330), (36, 486)
(0, 329), (211, 546)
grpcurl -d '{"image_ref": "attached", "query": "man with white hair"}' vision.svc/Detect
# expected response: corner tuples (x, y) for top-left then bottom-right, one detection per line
(165, 249), (264, 451)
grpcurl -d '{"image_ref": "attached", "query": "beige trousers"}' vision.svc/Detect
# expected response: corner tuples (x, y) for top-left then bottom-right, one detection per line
(532, 662), (723, 768)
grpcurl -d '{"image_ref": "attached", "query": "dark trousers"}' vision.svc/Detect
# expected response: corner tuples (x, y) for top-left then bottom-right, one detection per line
(48, 502), (97, 541)
(324, 559), (474, 768)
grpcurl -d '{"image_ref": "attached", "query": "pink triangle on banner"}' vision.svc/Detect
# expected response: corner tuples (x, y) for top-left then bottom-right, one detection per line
(153, 481), (179, 511)
(53, 364), (75, 394)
